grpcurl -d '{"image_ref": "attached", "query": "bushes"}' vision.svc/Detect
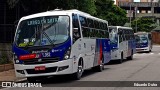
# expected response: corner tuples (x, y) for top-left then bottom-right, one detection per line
(0, 51), (12, 65)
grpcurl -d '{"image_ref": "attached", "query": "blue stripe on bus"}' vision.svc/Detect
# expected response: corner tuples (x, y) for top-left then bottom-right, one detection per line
(94, 39), (111, 66)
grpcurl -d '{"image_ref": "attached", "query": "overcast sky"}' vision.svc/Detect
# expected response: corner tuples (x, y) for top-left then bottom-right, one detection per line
(113, 0), (140, 2)
(134, 0), (140, 2)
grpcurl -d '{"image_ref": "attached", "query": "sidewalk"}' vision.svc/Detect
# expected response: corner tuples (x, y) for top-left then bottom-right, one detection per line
(0, 69), (26, 82)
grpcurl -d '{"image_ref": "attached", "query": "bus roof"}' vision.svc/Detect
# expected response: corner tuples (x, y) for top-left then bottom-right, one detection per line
(20, 9), (108, 23)
(134, 32), (150, 35)
(108, 26), (132, 30)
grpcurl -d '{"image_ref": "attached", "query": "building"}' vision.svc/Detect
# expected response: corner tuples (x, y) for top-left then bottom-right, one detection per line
(118, 1), (160, 26)
(140, 0), (158, 2)
(140, 0), (159, 13)
(115, 0), (133, 5)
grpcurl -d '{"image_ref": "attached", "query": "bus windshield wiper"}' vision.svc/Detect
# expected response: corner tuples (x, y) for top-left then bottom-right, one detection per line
(42, 31), (55, 46)
(24, 27), (40, 49)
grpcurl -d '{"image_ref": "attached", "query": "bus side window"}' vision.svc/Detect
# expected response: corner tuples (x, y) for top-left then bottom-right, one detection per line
(79, 16), (89, 37)
(72, 14), (81, 43)
(118, 29), (123, 43)
(122, 29), (126, 41)
(148, 34), (152, 40)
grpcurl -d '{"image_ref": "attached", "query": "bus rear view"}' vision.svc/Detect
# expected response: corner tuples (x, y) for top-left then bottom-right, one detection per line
(134, 32), (152, 52)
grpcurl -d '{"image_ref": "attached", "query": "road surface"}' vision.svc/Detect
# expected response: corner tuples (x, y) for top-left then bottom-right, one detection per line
(1, 45), (160, 90)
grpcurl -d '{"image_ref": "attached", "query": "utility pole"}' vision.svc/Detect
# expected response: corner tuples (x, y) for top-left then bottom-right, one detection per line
(135, 5), (137, 32)
(130, 3), (132, 27)
(151, 0), (154, 17)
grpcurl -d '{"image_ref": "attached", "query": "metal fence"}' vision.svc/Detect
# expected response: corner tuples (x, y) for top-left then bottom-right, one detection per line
(151, 31), (160, 44)
(0, 24), (15, 43)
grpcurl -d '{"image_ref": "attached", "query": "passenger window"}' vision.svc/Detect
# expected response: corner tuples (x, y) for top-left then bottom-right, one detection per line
(118, 29), (123, 43)
(79, 16), (89, 37)
(72, 14), (81, 42)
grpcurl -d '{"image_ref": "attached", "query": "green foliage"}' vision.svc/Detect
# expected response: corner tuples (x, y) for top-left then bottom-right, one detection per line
(131, 18), (157, 32)
(0, 51), (11, 65)
(7, 0), (127, 26)
(95, 0), (128, 26)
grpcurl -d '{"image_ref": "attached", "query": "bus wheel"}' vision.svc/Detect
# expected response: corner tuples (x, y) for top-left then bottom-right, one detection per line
(98, 57), (104, 72)
(94, 56), (104, 72)
(127, 50), (133, 60)
(119, 53), (123, 64)
(27, 77), (41, 83)
(73, 59), (83, 80)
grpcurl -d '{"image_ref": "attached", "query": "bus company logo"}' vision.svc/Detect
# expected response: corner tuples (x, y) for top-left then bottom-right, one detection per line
(2, 82), (12, 87)
(32, 50), (48, 53)
(1, 82), (42, 87)
(52, 49), (62, 53)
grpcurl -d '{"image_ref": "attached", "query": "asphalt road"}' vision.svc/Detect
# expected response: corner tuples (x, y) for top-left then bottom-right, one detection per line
(1, 45), (160, 90)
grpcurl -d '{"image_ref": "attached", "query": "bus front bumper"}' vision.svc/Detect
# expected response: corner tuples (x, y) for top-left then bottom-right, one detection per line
(136, 47), (149, 52)
(14, 59), (73, 77)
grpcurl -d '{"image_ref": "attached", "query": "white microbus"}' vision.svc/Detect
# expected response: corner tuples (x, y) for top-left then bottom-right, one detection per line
(12, 9), (111, 82)
(134, 32), (152, 52)
(108, 26), (136, 63)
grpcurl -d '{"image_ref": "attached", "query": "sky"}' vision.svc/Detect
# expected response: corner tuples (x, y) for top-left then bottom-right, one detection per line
(113, 0), (140, 3)
(134, 0), (140, 2)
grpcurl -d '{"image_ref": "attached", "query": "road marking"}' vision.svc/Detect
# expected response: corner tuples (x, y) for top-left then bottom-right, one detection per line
(150, 53), (154, 54)
(153, 45), (160, 47)
(134, 53), (155, 56)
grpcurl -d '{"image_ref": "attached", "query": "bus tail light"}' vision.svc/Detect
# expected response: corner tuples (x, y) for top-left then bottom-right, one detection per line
(19, 54), (36, 60)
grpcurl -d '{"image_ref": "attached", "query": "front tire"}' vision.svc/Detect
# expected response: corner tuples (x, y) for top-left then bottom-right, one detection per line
(73, 59), (83, 80)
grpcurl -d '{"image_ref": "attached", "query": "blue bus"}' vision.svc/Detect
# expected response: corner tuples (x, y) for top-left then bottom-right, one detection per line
(109, 26), (136, 63)
(12, 9), (111, 82)
(134, 32), (152, 52)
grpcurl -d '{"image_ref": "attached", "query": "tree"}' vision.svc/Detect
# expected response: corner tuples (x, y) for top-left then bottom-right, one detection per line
(7, 0), (96, 15)
(95, 0), (128, 26)
(131, 17), (157, 32)
(7, 0), (127, 26)
(76, 0), (96, 15)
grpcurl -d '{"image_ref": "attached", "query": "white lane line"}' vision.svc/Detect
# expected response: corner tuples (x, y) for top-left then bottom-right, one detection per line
(134, 53), (155, 56)
(150, 53), (154, 55)
(153, 45), (160, 47)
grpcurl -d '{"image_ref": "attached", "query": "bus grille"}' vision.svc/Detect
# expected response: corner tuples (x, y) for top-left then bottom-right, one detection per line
(26, 67), (57, 74)
(23, 57), (60, 65)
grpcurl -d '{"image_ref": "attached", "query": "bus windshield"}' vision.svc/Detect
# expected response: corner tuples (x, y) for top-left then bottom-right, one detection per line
(15, 16), (69, 47)
(135, 34), (148, 44)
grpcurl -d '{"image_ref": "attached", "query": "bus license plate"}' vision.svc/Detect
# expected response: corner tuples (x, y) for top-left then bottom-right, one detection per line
(35, 66), (46, 71)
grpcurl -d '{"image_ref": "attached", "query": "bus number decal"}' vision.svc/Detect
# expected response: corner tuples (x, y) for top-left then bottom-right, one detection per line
(42, 52), (51, 57)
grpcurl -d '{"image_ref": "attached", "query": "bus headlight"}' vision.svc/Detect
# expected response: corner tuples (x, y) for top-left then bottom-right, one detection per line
(15, 60), (20, 63)
(14, 55), (20, 64)
(63, 47), (71, 60)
